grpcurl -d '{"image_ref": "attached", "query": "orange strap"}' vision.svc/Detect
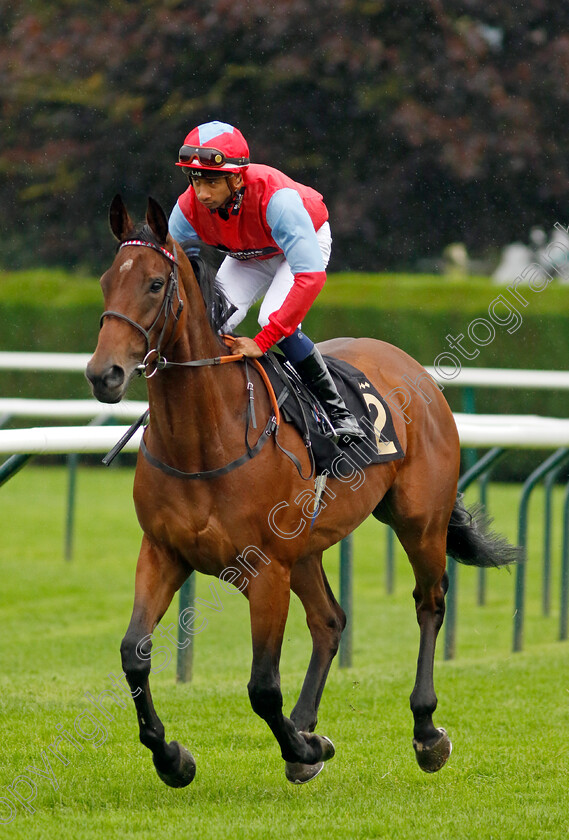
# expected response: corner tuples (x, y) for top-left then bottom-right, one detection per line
(220, 335), (281, 426)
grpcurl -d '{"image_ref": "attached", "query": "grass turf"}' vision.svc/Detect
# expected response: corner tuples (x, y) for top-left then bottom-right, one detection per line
(0, 466), (568, 839)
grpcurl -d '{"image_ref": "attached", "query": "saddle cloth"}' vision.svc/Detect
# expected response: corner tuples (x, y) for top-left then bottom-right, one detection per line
(258, 352), (404, 475)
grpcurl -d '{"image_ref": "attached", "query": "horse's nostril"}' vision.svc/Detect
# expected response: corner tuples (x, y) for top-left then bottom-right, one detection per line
(85, 362), (125, 395)
(103, 365), (125, 389)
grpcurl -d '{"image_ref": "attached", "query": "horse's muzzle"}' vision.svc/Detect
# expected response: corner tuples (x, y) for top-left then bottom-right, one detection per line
(85, 360), (126, 404)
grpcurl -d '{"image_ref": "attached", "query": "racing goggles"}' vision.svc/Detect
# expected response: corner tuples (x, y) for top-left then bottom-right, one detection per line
(177, 145), (250, 168)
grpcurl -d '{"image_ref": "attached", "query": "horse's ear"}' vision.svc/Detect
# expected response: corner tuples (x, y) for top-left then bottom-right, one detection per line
(146, 197), (169, 245)
(109, 194), (134, 242)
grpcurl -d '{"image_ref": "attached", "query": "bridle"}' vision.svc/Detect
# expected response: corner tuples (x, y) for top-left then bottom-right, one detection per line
(101, 238), (248, 379)
(100, 239), (185, 375)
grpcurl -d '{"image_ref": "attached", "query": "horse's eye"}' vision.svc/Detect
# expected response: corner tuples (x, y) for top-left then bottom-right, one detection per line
(150, 279), (164, 293)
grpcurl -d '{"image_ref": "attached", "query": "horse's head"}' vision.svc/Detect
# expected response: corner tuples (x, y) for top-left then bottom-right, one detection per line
(86, 195), (184, 403)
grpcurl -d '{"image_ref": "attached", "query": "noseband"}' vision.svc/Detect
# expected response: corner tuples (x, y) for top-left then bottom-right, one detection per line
(100, 239), (184, 376)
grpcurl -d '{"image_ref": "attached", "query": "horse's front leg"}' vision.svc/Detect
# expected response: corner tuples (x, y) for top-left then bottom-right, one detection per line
(285, 554), (344, 783)
(245, 559), (335, 778)
(290, 553), (345, 732)
(120, 536), (196, 788)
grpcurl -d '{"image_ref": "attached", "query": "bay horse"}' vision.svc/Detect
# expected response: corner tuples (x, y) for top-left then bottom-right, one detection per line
(86, 195), (518, 788)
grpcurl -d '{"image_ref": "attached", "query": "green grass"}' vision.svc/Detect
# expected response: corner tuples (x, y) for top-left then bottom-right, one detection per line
(1, 466), (568, 839)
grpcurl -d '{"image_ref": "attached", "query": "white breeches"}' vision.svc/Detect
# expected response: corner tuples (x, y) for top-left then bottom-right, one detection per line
(215, 222), (332, 332)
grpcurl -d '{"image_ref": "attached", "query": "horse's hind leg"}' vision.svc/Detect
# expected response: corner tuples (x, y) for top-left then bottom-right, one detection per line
(120, 536), (196, 787)
(285, 553), (345, 783)
(402, 527), (452, 772)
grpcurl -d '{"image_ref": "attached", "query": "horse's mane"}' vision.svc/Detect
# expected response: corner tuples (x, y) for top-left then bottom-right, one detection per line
(128, 224), (236, 335)
(181, 240), (237, 335)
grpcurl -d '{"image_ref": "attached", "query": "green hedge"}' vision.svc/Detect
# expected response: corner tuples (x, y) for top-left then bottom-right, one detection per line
(2, 269), (568, 404)
(1, 269), (568, 478)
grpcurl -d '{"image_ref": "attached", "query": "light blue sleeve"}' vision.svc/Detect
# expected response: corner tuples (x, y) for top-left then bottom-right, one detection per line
(265, 189), (324, 274)
(168, 201), (201, 254)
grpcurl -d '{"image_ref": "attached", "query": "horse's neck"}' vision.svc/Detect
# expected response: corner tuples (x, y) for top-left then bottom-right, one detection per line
(145, 278), (247, 465)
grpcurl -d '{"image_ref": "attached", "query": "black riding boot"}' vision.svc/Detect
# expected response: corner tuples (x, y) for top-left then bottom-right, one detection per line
(293, 346), (365, 439)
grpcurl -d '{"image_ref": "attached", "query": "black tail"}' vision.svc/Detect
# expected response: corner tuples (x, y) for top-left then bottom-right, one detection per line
(446, 493), (523, 568)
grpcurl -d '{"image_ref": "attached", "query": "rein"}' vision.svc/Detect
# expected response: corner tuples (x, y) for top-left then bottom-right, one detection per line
(137, 338), (289, 480)
(147, 333), (281, 424)
(100, 238), (311, 478)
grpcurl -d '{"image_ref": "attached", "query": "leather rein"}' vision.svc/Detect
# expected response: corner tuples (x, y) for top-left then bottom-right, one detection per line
(100, 238), (311, 480)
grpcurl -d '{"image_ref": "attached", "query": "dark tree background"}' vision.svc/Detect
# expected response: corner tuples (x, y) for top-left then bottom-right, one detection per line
(1, 0), (568, 272)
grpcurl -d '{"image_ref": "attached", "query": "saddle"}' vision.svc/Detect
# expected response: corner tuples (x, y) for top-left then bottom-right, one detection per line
(257, 351), (404, 476)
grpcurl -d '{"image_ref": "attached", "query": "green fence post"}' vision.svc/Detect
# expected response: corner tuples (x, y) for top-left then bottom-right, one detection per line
(63, 414), (116, 562)
(444, 557), (458, 661)
(542, 461), (568, 616)
(514, 448), (569, 653)
(0, 412), (34, 487)
(461, 386), (477, 473)
(0, 453), (34, 487)
(385, 526), (395, 595)
(444, 447), (506, 660)
(177, 574), (196, 683)
(559, 480), (569, 641)
(339, 535), (353, 668)
(64, 453), (79, 562)
(477, 470), (491, 606)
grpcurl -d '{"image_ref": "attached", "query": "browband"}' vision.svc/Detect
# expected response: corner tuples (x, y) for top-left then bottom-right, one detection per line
(120, 239), (178, 265)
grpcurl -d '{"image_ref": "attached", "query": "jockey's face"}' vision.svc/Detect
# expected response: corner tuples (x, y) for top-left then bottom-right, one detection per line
(190, 173), (242, 210)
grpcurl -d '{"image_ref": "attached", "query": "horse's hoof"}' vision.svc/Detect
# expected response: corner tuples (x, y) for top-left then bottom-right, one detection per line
(285, 732), (335, 783)
(413, 727), (452, 773)
(153, 741), (196, 788)
(285, 760), (325, 784)
(301, 731), (336, 762)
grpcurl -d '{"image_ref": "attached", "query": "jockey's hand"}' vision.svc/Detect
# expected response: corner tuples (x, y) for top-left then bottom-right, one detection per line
(230, 336), (263, 358)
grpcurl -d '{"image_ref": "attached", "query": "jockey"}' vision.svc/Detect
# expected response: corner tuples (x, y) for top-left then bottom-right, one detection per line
(169, 120), (364, 440)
